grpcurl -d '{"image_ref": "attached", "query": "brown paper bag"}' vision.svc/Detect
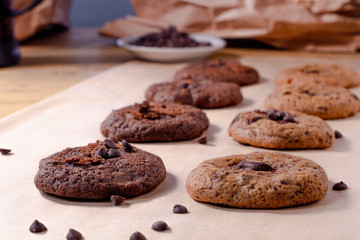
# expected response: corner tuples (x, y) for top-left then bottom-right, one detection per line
(14, 0), (73, 41)
(100, 0), (360, 53)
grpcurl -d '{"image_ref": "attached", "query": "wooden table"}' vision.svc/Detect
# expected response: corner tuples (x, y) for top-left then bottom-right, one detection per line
(0, 27), (359, 119)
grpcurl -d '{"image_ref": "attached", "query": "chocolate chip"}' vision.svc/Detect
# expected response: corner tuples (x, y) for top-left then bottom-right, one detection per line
(248, 116), (263, 124)
(180, 82), (189, 88)
(130, 231), (146, 240)
(333, 181), (348, 191)
(104, 139), (116, 149)
(334, 130), (343, 139)
(282, 114), (296, 123)
(173, 204), (188, 214)
(108, 148), (121, 158)
(111, 195), (125, 206)
(300, 90), (315, 96)
(122, 140), (133, 152)
(151, 221), (168, 232)
(95, 148), (108, 159)
(317, 106), (327, 112)
(0, 148), (11, 155)
(66, 229), (83, 240)
(266, 109), (279, 121)
(29, 220), (47, 233)
(197, 137), (207, 144)
(351, 93), (359, 100)
(281, 180), (290, 185)
(237, 160), (274, 171)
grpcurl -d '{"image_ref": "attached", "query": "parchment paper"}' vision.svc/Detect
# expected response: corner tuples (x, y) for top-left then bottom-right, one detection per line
(0, 56), (359, 240)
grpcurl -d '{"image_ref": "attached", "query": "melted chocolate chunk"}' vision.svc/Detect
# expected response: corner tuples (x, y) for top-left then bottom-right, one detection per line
(197, 137), (207, 144)
(0, 148), (11, 155)
(130, 231), (146, 240)
(66, 229), (83, 240)
(265, 109), (296, 124)
(111, 195), (125, 206)
(122, 140), (133, 152)
(248, 116), (263, 124)
(237, 160), (274, 171)
(173, 204), (188, 214)
(282, 114), (296, 123)
(95, 148), (108, 159)
(334, 130), (343, 139)
(333, 181), (348, 191)
(104, 139), (116, 149)
(151, 221), (168, 232)
(29, 220), (47, 233)
(108, 148), (121, 158)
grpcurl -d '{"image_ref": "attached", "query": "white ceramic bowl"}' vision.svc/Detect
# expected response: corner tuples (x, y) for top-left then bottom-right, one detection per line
(116, 34), (226, 63)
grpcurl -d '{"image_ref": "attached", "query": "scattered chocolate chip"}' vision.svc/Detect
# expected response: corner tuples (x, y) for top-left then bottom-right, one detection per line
(334, 130), (343, 139)
(29, 220), (47, 233)
(237, 160), (274, 171)
(333, 181), (348, 191)
(0, 148), (11, 155)
(197, 137), (207, 144)
(130, 231), (146, 240)
(122, 140), (133, 152)
(104, 139), (116, 149)
(66, 229), (83, 240)
(248, 116), (263, 124)
(108, 148), (121, 158)
(95, 148), (108, 159)
(151, 221), (168, 232)
(173, 204), (188, 214)
(111, 195), (125, 206)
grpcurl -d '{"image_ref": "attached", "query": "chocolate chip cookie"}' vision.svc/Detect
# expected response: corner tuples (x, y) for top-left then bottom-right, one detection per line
(174, 59), (259, 86)
(275, 63), (360, 88)
(145, 79), (242, 108)
(100, 101), (209, 142)
(186, 152), (328, 208)
(34, 140), (166, 199)
(228, 109), (334, 149)
(264, 82), (360, 119)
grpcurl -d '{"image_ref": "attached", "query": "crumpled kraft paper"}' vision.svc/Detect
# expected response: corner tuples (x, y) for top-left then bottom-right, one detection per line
(14, 0), (72, 41)
(100, 0), (360, 52)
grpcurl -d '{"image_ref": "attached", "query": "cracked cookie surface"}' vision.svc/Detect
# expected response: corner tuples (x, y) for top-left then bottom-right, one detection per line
(228, 110), (334, 149)
(186, 152), (328, 208)
(145, 79), (242, 108)
(100, 101), (209, 142)
(34, 140), (166, 199)
(174, 59), (259, 86)
(275, 63), (360, 88)
(264, 82), (360, 119)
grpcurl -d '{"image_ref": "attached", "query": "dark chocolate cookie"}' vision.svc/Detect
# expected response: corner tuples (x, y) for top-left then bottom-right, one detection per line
(145, 79), (242, 108)
(100, 101), (209, 142)
(34, 140), (166, 199)
(174, 59), (259, 86)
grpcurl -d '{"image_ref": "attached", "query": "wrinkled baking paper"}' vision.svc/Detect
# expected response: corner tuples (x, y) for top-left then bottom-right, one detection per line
(100, 0), (360, 52)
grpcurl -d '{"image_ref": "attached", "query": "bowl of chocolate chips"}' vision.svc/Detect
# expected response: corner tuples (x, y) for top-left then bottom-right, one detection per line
(116, 26), (226, 62)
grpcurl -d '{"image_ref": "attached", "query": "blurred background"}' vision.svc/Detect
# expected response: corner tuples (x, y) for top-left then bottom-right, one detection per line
(70, 0), (134, 27)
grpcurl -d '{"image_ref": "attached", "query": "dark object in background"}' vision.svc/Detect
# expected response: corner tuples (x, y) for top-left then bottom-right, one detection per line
(0, 0), (43, 67)
(129, 26), (211, 48)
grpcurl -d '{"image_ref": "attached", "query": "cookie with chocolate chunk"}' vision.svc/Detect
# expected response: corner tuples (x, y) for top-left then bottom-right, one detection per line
(186, 152), (328, 208)
(228, 109), (334, 149)
(264, 82), (360, 119)
(174, 59), (259, 86)
(145, 79), (242, 108)
(100, 101), (209, 142)
(34, 140), (166, 199)
(275, 63), (360, 88)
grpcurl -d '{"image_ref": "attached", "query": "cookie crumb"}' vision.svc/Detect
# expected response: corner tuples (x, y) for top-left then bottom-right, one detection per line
(151, 221), (168, 232)
(111, 195), (125, 206)
(334, 130), (343, 139)
(29, 220), (47, 233)
(173, 204), (188, 214)
(333, 181), (348, 191)
(130, 231), (146, 240)
(66, 229), (83, 240)
(197, 137), (207, 144)
(0, 148), (11, 155)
